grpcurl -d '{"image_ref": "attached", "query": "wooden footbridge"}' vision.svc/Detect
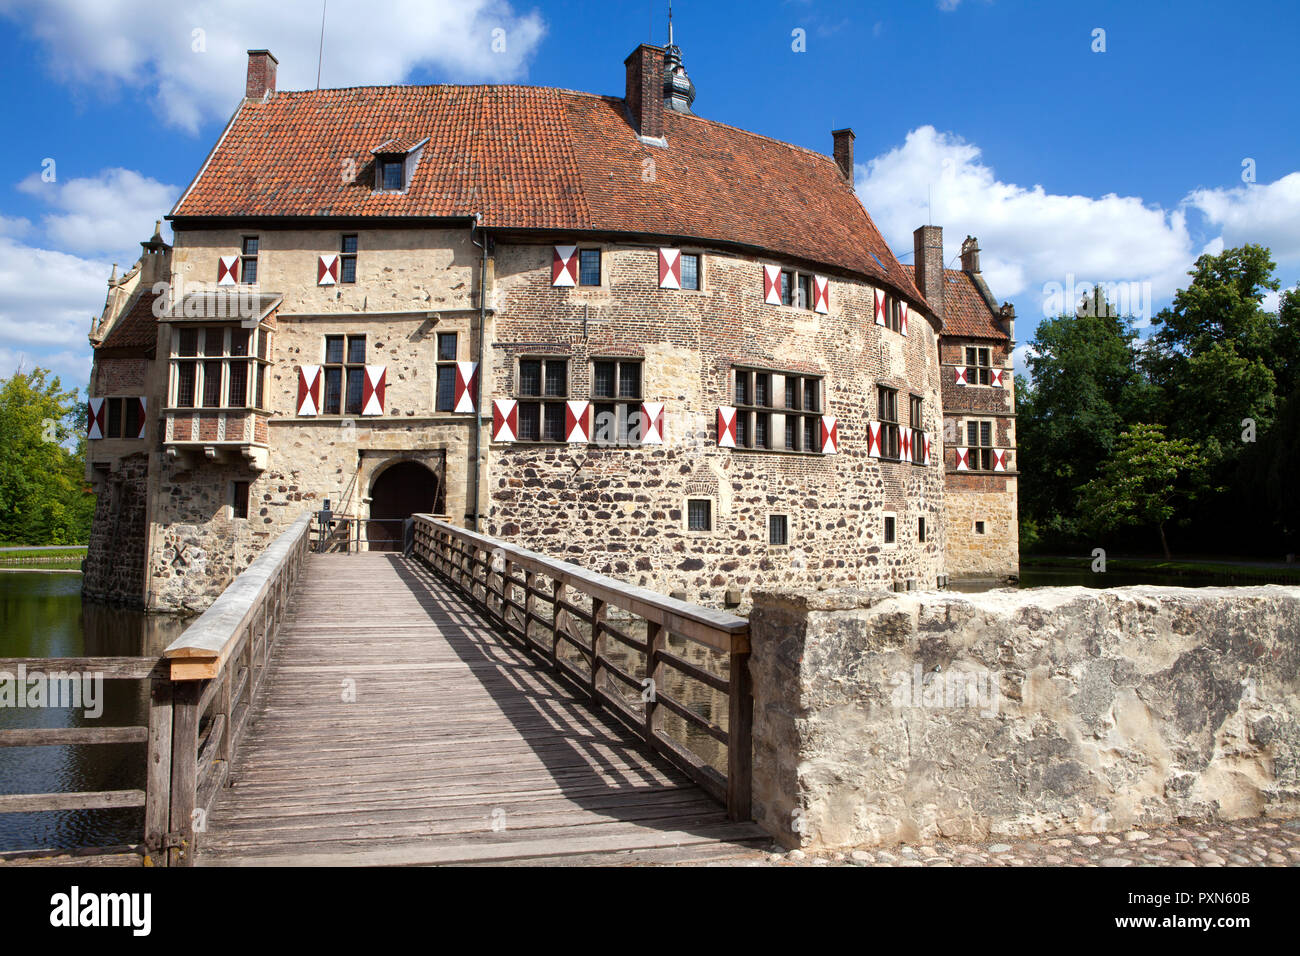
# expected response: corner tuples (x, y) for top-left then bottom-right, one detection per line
(1, 516), (766, 866)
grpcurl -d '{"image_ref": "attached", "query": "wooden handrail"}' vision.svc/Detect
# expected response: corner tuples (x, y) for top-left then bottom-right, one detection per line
(409, 515), (753, 821)
(163, 513), (312, 680)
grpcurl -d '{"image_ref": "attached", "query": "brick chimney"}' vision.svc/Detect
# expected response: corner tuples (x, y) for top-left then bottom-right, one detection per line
(913, 225), (944, 320)
(246, 49), (278, 100)
(832, 129), (855, 181)
(961, 235), (981, 274)
(624, 44), (666, 142)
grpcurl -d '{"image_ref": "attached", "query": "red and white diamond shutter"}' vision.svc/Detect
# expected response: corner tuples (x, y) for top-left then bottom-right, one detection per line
(318, 254), (339, 286)
(900, 301), (909, 336)
(922, 432), (933, 466)
(991, 368), (1004, 387)
(296, 366), (321, 416)
(813, 276), (830, 314)
(820, 415), (838, 454)
(658, 249), (681, 289)
(874, 288), (886, 326)
(867, 421), (882, 458)
(955, 447), (970, 471)
(954, 366), (968, 386)
(994, 449), (1008, 472)
(491, 400), (518, 442)
(217, 255), (239, 286)
(136, 397), (147, 439)
(361, 366), (385, 416)
(552, 245), (578, 287)
(763, 265), (782, 305)
(565, 401), (590, 443)
(87, 398), (105, 439)
(641, 402), (665, 444)
(899, 426), (912, 461)
(717, 407), (737, 448)
(453, 362), (478, 413)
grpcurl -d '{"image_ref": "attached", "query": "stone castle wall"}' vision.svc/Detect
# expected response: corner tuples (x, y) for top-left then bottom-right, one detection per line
(749, 585), (1300, 849)
(82, 453), (151, 606)
(486, 241), (947, 606)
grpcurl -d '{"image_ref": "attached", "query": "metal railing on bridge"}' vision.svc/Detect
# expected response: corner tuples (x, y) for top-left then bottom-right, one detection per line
(410, 515), (754, 822)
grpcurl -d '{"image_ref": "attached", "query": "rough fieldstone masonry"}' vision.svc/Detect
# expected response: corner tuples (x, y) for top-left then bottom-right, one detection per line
(748, 585), (1300, 849)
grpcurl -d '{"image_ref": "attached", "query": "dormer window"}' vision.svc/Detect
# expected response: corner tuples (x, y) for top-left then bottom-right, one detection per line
(369, 136), (428, 194)
(380, 160), (403, 191)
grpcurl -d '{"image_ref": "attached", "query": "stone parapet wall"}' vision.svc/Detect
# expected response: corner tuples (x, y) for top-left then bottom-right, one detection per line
(748, 585), (1300, 849)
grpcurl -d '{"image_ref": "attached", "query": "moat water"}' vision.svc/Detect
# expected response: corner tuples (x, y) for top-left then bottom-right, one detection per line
(0, 561), (1288, 852)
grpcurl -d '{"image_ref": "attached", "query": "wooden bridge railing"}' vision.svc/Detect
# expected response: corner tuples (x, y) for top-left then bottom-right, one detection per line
(0, 513), (311, 865)
(411, 515), (753, 821)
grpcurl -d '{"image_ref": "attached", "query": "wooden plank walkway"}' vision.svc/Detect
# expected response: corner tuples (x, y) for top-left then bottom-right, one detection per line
(198, 553), (767, 865)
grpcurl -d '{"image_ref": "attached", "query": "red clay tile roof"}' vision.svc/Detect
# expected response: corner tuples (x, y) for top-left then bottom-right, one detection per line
(172, 85), (923, 307)
(96, 289), (161, 354)
(914, 266), (1008, 340)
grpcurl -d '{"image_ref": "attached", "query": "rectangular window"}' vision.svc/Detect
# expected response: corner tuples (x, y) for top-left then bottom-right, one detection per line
(169, 325), (268, 414)
(918, 516), (927, 543)
(910, 394), (925, 463)
(780, 270), (795, 306)
(435, 332), (458, 412)
(232, 481), (250, 520)
(436, 366), (456, 412)
(681, 253), (700, 290)
(884, 514), (896, 545)
(340, 234), (358, 283)
(240, 236), (258, 285)
(974, 520), (986, 535)
(885, 296), (902, 332)
(966, 419), (994, 471)
(516, 357), (568, 442)
(323, 334), (367, 415)
(578, 249), (601, 286)
(797, 274), (812, 310)
(735, 367), (822, 453)
(687, 499), (712, 532)
(592, 359), (643, 445)
(107, 397), (123, 438)
(124, 397), (140, 439)
(878, 385), (900, 459)
(769, 514), (788, 546)
(965, 346), (992, 386)
(381, 161), (403, 191)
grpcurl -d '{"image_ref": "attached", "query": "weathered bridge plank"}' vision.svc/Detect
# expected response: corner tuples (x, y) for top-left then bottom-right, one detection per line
(198, 553), (765, 865)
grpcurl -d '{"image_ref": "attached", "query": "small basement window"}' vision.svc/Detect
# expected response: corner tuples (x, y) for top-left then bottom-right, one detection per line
(974, 520), (986, 535)
(687, 499), (713, 532)
(769, 514), (789, 546)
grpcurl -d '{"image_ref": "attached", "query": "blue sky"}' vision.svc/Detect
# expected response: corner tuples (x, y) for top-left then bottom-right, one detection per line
(1, 0), (1297, 391)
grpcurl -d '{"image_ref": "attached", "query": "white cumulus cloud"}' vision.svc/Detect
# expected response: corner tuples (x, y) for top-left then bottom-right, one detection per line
(0, 237), (109, 356)
(18, 167), (177, 258)
(0, 0), (548, 132)
(1186, 172), (1300, 268)
(855, 126), (1196, 319)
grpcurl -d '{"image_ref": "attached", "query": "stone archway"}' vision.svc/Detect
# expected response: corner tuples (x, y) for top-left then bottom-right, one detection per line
(367, 459), (441, 551)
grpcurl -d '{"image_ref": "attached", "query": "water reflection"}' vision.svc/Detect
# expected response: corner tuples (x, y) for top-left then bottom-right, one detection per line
(0, 573), (189, 853)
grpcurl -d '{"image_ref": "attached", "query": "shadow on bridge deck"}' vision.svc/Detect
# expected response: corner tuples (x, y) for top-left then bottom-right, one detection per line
(197, 553), (767, 866)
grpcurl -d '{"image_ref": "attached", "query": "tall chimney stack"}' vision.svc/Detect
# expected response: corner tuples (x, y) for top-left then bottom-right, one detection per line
(961, 235), (981, 274)
(913, 225), (944, 320)
(832, 129), (855, 181)
(624, 44), (666, 142)
(246, 49), (278, 100)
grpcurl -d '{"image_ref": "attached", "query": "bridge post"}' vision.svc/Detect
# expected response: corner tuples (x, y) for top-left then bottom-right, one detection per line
(550, 580), (565, 672)
(167, 680), (202, 866)
(590, 598), (606, 703)
(644, 621), (665, 742)
(727, 639), (753, 822)
(144, 677), (173, 864)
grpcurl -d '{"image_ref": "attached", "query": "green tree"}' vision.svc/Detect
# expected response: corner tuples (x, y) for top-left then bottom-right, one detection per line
(0, 367), (94, 545)
(1016, 288), (1155, 544)
(1076, 423), (1208, 559)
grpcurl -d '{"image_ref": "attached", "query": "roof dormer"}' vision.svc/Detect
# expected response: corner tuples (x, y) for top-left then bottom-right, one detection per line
(370, 137), (429, 194)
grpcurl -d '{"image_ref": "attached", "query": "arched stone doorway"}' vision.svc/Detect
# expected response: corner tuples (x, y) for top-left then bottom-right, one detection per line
(368, 460), (441, 551)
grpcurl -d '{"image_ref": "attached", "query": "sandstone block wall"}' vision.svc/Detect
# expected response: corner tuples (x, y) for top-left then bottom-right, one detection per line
(83, 453), (151, 606)
(748, 585), (1300, 849)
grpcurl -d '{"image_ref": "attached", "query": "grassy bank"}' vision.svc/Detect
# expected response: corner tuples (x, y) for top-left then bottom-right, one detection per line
(0, 546), (87, 568)
(1022, 553), (1300, 584)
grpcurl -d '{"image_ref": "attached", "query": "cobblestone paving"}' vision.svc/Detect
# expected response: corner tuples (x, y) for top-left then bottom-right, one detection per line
(692, 819), (1300, 867)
